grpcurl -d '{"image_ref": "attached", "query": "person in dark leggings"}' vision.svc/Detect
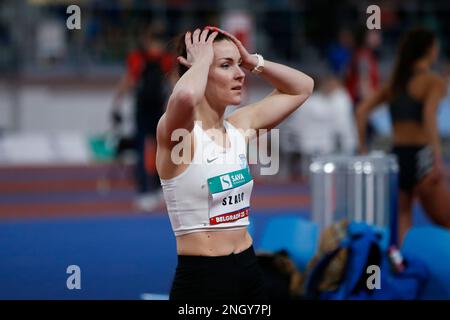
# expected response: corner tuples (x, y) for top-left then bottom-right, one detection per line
(356, 27), (450, 243)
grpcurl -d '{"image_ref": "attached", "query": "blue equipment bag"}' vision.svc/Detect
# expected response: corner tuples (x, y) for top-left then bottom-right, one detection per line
(305, 222), (429, 300)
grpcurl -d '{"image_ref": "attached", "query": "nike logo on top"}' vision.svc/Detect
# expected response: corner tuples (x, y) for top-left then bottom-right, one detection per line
(206, 157), (218, 163)
(206, 150), (226, 163)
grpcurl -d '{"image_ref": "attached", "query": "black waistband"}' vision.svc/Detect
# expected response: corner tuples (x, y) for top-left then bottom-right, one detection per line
(392, 144), (428, 152)
(177, 245), (256, 267)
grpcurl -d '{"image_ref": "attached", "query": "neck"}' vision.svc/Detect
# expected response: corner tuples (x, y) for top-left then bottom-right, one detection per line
(196, 99), (226, 131)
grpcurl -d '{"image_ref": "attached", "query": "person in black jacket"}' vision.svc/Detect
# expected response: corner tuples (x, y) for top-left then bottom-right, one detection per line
(112, 23), (175, 211)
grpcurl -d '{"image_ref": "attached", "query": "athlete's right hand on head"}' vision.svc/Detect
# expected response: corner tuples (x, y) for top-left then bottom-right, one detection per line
(177, 28), (218, 69)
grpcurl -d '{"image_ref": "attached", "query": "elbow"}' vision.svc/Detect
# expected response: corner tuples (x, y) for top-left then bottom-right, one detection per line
(172, 89), (196, 110)
(304, 76), (315, 97)
(306, 77), (314, 97)
(292, 77), (314, 108)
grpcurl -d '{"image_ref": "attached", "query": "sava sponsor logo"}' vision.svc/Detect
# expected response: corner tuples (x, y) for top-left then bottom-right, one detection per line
(219, 174), (232, 190)
(230, 172), (245, 185)
(219, 173), (245, 190)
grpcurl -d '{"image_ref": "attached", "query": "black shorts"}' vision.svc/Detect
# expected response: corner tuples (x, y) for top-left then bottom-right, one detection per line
(391, 145), (433, 192)
(169, 245), (268, 300)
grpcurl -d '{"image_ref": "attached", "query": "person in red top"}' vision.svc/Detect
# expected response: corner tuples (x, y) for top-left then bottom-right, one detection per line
(346, 28), (381, 147)
(112, 23), (176, 211)
(126, 41), (174, 85)
(346, 29), (381, 103)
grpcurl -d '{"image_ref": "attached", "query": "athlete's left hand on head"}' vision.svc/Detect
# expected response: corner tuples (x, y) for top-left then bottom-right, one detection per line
(205, 26), (257, 71)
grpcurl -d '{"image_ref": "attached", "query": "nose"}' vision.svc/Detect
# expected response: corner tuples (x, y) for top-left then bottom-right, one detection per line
(234, 65), (245, 81)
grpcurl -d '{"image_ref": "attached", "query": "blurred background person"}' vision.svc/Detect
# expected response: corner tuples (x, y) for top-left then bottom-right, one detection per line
(278, 73), (357, 180)
(327, 28), (354, 79)
(346, 28), (382, 149)
(111, 22), (175, 211)
(356, 27), (450, 243)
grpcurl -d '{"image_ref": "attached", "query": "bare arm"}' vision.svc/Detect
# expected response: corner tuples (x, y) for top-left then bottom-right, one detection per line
(112, 73), (135, 111)
(355, 86), (389, 153)
(334, 92), (358, 154)
(423, 75), (447, 159)
(232, 61), (314, 132)
(357, 55), (373, 99)
(216, 28), (313, 132)
(158, 29), (218, 146)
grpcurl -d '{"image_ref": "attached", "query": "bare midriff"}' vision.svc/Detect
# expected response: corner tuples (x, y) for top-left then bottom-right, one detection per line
(176, 228), (253, 256)
(392, 122), (428, 146)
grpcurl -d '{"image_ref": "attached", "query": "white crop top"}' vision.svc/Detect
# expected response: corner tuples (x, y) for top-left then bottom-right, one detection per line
(160, 120), (253, 236)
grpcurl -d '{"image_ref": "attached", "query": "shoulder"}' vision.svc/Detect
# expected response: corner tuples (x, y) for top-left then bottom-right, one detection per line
(127, 50), (142, 63)
(157, 112), (179, 149)
(157, 112), (196, 149)
(225, 115), (254, 143)
(156, 113), (168, 146)
(425, 72), (446, 85)
(423, 73), (447, 94)
(225, 107), (249, 131)
(126, 51), (144, 73)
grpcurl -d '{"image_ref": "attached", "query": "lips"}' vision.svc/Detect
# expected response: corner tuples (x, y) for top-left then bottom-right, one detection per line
(231, 85), (242, 90)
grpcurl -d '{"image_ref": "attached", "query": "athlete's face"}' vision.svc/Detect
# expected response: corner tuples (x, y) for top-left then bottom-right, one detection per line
(205, 40), (245, 108)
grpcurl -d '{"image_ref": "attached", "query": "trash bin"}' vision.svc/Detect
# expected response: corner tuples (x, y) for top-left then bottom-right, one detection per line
(309, 152), (399, 246)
